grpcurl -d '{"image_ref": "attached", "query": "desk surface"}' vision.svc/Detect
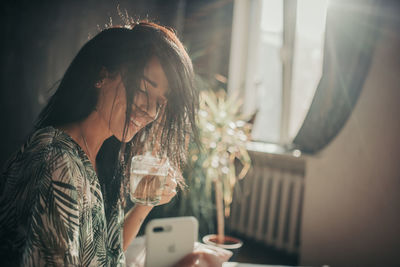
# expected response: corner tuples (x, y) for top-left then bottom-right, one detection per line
(224, 263), (293, 267)
(125, 236), (294, 267)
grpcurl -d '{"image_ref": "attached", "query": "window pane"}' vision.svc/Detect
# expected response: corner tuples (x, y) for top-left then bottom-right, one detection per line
(251, 0), (283, 143)
(289, 0), (328, 140)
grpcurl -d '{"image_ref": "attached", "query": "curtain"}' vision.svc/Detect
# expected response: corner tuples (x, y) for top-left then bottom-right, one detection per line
(293, 0), (382, 154)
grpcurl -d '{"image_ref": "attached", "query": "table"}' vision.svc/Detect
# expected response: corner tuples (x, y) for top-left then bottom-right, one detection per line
(125, 236), (293, 267)
(224, 264), (293, 267)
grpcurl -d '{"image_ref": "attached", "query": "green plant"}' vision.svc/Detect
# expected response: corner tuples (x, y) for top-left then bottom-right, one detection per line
(181, 89), (252, 242)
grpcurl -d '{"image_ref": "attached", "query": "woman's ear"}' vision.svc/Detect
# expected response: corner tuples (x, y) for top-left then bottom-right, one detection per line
(95, 67), (109, 88)
(95, 80), (104, 88)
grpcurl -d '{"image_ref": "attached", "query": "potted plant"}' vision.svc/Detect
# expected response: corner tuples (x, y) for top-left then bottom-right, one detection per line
(181, 89), (252, 255)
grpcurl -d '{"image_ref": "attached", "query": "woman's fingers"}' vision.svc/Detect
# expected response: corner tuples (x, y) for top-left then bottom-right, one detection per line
(164, 187), (177, 197)
(155, 165), (182, 206)
(167, 176), (178, 189)
(156, 176), (177, 205)
(163, 176), (177, 196)
(165, 166), (178, 190)
(173, 251), (223, 267)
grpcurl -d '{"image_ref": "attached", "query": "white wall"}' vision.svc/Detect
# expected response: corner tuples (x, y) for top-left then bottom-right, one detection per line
(299, 22), (400, 267)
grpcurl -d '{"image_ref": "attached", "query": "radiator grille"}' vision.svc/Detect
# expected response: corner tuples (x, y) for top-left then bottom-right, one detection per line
(228, 152), (305, 254)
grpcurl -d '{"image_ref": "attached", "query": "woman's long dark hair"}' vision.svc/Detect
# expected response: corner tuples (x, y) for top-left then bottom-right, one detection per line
(35, 21), (199, 213)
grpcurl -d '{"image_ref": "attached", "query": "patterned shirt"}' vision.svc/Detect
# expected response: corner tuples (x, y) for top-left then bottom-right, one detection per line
(0, 126), (126, 266)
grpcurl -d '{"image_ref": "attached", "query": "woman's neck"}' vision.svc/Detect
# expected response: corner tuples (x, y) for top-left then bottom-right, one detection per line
(60, 111), (112, 171)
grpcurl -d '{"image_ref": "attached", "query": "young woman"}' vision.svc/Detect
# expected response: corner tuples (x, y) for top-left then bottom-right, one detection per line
(0, 21), (223, 266)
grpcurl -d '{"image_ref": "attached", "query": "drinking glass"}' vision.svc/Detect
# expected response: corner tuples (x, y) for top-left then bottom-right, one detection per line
(130, 155), (169, 205)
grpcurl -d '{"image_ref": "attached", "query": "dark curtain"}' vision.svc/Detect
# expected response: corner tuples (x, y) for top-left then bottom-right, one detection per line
(0, 0), (233, 168)
(293, 0), (382, 154)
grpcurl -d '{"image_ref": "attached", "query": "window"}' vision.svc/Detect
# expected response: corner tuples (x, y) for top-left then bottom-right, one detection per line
(228, 0), (328, 144)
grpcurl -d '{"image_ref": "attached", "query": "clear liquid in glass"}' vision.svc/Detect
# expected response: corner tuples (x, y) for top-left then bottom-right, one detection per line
(130, 170), (166, 205)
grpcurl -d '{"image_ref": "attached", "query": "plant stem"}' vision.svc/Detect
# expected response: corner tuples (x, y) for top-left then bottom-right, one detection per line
(214, 179), (225, 244)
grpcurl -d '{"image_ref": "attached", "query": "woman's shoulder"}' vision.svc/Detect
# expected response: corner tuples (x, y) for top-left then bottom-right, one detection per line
(1, 127), (88, 202)
(27, 126), (82, 156)
(27, 126), (77, 151)
(4, 126), (83, 172)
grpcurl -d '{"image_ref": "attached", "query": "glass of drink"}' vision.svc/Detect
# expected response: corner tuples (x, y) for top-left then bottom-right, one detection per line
(130, 155), (170, 205)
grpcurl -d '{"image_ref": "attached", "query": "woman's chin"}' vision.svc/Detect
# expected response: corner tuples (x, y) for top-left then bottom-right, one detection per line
(114, 120), (149, 142)
(113, 126), (137, 143)
(125, 128), (138, 142)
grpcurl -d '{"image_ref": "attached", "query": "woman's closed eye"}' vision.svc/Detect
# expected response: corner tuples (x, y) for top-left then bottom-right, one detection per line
(143, 75), (158, 88)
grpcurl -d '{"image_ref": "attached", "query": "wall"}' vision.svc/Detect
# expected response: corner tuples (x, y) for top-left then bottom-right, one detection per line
(300, 14), (400, 267)
(0, 0), (183, 167)
(0, 0), (234, 168)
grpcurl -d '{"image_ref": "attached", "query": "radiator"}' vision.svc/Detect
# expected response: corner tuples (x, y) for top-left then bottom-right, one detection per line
(228, 149), (305, 254)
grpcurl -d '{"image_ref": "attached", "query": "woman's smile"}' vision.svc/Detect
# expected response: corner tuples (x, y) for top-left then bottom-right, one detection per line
(129, 112), (145, 130)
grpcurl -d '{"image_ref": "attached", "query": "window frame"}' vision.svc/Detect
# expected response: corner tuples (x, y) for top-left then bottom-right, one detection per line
(228, 0), (298, 145)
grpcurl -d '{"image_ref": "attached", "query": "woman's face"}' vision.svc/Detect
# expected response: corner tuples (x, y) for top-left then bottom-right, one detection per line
(96, 56), (168, 142)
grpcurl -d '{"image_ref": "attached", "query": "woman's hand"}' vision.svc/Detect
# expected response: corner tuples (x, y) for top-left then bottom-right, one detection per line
(173, 251), (224, 267)
(173, 240), (232, 267)
(156, 165), (179, 206)
(123, 164), (179, 250)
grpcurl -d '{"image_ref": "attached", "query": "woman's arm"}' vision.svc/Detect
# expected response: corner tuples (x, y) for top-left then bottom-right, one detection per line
(123, 168), (178, 251)
(123, 205), (153, 251)
(22, 151), (81, 266)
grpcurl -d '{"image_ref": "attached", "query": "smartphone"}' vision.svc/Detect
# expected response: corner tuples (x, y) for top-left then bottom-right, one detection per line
(145, 216), (198, 267)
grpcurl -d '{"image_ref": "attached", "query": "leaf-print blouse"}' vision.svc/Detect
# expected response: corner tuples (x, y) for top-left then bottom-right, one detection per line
(0, 126), (126, 266)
